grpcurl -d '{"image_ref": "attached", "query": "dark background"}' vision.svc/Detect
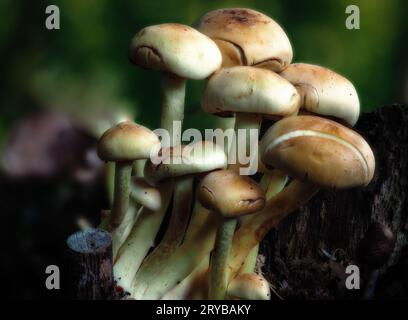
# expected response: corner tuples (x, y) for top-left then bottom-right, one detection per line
(0, 0), (407, 299)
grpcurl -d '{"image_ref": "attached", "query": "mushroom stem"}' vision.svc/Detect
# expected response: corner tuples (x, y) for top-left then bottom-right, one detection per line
(209, 217), (237, 299)
(160, 72), (186, 146)
(110, 161), (133, 229)
(228, 180), (319, 281)
(228, 113), (261, 173)
(239, 170), (288, 274)
(111, 205), (141, 258)
(131, 176), (193, 299)
(239, 243), (259, 274)
(113, 180), (174, 293)
(158, 203), (211, 299)
(137, 213), (220, 299)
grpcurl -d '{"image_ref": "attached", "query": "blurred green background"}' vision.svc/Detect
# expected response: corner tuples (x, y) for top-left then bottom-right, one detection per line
(1, 0), (407, 143)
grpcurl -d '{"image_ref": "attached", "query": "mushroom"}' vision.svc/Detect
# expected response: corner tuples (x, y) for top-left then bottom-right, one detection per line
(195, 8), (292, 71)
(279, 63), (360, 126)
(116, 141), (227, 295)
(197, 169), (265, 299)
(97, 121), (160, 230)
(129, 23), (222, 146)
(202, 66), (300, 174)
(227, 115), (376, 280)
(226, 273), (270, 300)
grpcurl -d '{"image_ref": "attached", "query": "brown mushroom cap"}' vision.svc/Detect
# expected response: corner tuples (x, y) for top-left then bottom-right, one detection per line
(97, 121), (160, 162)
(129, 23), (222, 79)
(201, 66), (300, 118)
(144, 140), (227, 185)
(279, 63), (360, 126)
(196, 8), (292, 71)
(197, 169), (265, 218)
(260, 115), (375, 188)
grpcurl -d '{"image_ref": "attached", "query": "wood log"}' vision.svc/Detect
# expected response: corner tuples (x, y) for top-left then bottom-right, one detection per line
(66, 228), (114, 299)
(259, 105), (408, 299)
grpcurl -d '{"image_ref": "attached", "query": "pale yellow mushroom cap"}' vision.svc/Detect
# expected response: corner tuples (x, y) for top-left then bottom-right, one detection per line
(196, 8), (292, 71)
(279, 63), (360, 126)
(201, 66), (300, 117)
(197, 169), (265, 218)
(260, 115), (375, 188)
(129, 23), (222, 79)
(130, 177), (162, 211)
(97, 121), (160, 162)
(144, 140), (227, 185)
(227, 273), (271, 300)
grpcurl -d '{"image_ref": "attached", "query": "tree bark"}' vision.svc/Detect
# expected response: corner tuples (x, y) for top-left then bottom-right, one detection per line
(260, 105), (408, 299)
(67, 228), (114, 300)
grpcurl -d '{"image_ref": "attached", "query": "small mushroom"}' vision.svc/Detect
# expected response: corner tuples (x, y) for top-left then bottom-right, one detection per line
(97, 121), (160, 230)
(279, 63), (360, 126)
(197, 169), (265, 299)
(129, 23), (221, 146)
(196, 8), (292, 71)
(226, 273), (270, 300)
(202, 66), (300, 173)
(227, 115), (376, 280)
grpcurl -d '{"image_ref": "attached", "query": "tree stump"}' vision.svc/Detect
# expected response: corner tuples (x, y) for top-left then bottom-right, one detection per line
(260, 104), (408, 299)
(67, 228), (114, 300)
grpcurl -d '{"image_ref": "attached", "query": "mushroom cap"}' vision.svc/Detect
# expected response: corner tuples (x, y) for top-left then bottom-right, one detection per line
(201, 66), (300, 118)
(129, 23), (222, 79)
(197, 169), (265, 218)
(144, 140), (227, 185)
(196, 8), (292, 71)
(260, 115), (375, 188)
(130, 177), (162, 211)
(97, 121), (160, 162)
(279, 63), (360, 126)
(227, 273), (270, 300)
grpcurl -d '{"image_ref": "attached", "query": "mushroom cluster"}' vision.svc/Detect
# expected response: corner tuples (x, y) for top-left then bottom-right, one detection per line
(96, 8), (376, 300)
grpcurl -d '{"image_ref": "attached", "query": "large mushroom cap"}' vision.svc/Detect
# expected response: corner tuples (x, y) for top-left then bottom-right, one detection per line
(144, 140), (227, 185)
(129, 23), (222, 79)
(260, 115), (375, 188)
(196, 8), (292, 71)
(197, 169), (265, 218)
(201, 66), (300, 118)
(279, 63), (360, 126)
(97, 121), (160, 162)
(227, 273), (270, 300)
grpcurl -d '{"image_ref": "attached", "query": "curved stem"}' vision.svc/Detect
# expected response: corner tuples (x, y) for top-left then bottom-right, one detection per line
(132, 176), (193, 299)
(238, 170), (288, 274)
(209, 217), (237, 300)
(110, 161), (133, 229)
(227, 180), (319, 282)
(158, 202), (212, 300)
(139, 213), (219, 299)
(160, 73), (186, 147)
(113, 180), (174, 293)
(161, 257), (209, 300)
(239, 243), (259, 274)
(111, 204), (141, 259)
